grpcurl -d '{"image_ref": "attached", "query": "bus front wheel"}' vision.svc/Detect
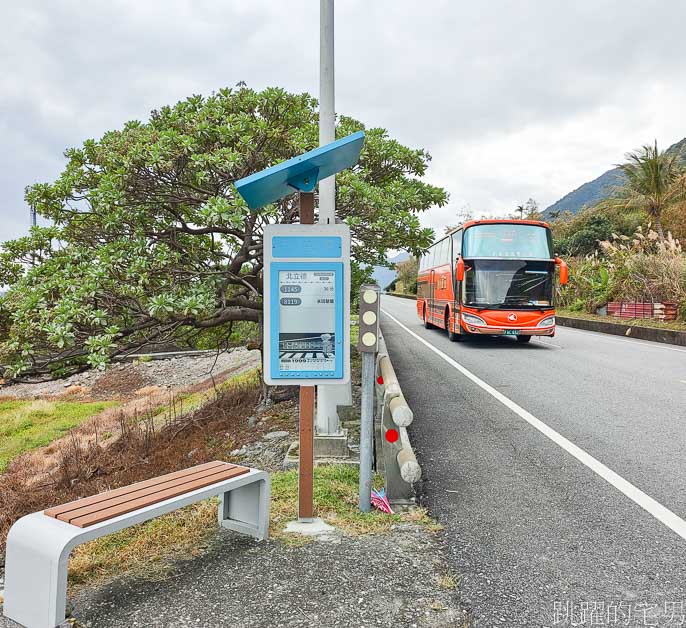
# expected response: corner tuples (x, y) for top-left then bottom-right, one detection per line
(446, 310), (460, 342)
(516, 335), (532, 343)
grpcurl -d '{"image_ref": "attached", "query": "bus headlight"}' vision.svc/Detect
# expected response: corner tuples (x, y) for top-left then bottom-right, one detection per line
(538, 316), (555, 327)
(462, 312), (487, 326)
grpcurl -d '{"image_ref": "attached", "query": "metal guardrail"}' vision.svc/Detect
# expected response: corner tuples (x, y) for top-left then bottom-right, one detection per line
(374, 333), (421, 507)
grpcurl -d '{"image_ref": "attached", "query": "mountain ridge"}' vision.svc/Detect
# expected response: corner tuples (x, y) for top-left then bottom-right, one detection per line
(543, 136), (686, 218)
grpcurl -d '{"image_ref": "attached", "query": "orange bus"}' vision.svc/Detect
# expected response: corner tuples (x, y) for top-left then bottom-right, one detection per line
(416, 219), (568, 343)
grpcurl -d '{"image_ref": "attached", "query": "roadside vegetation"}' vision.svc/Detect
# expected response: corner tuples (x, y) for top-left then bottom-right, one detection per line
(0, 368), (262, 554)
(0, 398), (116, 471)
(0, 324), (427, 594)
(389, 256), (419, 295)
(553, 141), (686, 322)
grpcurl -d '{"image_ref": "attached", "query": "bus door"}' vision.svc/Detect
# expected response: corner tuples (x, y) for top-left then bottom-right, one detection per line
(452, 230), (463, 320)
(429, 269), (435, 322)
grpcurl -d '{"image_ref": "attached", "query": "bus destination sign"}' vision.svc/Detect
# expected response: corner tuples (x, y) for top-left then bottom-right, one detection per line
(263, 223), (350, 385)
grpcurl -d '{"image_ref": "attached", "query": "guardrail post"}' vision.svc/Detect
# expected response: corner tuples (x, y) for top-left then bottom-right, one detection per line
(359, 352), (375, 512)
(358, 285), (380, 512)
(374, 331), (422, 508)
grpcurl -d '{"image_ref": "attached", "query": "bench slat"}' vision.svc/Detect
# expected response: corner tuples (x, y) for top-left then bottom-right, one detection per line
(45, 461), (250, 528)
(67, 465), (249, 528)
(52, 466), (244, 525)
(44, 461), (227, 518)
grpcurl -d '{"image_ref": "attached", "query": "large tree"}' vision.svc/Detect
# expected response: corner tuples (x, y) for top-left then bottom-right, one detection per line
(615, 141), (686, 241)
(0, 86), (446, 377)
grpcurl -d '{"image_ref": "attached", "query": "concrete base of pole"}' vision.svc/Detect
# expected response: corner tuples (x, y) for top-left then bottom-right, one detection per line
(283, 441), (358, 470)
(284, 518), (336, 536)
(314, 429), (351, 458)
(316, 384), (352, 435)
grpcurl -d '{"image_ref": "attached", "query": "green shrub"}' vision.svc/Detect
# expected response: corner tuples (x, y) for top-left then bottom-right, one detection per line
(559, 228), (686, 319)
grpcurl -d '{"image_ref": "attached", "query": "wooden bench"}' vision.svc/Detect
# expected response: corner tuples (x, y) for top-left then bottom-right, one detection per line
(3, 461), (270, 628)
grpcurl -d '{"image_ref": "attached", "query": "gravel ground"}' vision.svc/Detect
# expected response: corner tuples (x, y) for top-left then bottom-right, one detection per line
(0, 525), (466, 628)
(0, 349), (260, 400)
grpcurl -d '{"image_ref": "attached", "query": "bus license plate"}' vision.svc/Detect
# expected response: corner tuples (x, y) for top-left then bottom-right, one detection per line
(503, 329), (519, 336)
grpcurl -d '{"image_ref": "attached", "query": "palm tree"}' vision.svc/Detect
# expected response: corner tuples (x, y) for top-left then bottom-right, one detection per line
(615, 140), (686, 241)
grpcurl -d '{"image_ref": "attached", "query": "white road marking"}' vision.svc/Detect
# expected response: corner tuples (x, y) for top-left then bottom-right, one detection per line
(382, 308), (686, 543)
(681, 380), (686, 385)
(558, 325), (686, 354)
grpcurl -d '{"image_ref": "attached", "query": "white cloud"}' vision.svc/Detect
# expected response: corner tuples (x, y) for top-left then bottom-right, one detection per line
(1, 0), (685, 244)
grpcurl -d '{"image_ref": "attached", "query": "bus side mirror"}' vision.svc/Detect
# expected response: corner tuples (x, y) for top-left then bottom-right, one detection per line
(555, 257), (569, 285)
(456, 257), (465, 282)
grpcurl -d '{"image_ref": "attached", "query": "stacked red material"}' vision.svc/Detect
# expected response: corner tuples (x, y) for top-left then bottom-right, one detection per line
(607, 302), (677, 321)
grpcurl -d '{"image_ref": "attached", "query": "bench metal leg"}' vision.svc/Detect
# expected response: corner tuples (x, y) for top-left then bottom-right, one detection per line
(218, 474), (270, 540)
(4, 513), (75, 628)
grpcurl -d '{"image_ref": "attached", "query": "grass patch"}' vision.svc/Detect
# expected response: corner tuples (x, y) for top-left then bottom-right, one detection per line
(0, 399), (117, 471)
(271, 465), (434, 538)
(68, 465), (436, 587)
(557, 308), (686, 332)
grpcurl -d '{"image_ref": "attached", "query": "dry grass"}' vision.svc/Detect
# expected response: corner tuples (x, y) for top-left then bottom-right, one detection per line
(436, 574), (458, 590)
(70, 499), (218, 585)
(150, 367), (261, 427)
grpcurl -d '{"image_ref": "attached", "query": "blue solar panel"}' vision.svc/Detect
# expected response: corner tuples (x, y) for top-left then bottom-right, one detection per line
(234, 131), (365, 210)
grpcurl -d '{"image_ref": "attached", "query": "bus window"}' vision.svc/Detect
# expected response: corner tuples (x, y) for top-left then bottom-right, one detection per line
(437, 238), (449, 266)
(463, 224), (553, 259)
(452, 230), (462, 258)
(435, 240), (444, 266)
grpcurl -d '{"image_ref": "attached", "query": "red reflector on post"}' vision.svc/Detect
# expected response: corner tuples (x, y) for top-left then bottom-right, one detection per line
(385, 428), (399, 443)
(376, 376), (384, 385)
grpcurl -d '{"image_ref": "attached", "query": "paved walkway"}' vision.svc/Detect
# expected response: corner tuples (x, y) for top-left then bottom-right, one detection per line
(1, 524), (467, 628)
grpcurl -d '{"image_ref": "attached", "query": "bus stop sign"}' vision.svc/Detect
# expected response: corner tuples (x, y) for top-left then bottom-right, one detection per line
(263, 223), (351, 386)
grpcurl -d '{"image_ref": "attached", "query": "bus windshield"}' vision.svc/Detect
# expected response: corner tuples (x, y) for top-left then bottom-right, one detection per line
(463, 260), (554, 309)
(463, 224), (553, 259)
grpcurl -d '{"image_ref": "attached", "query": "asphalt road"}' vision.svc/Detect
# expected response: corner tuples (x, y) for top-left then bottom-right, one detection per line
(381, 295), (686, 628)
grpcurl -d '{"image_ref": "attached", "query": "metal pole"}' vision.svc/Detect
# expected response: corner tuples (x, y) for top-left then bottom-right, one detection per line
(319, 0), (335, 225)
(359, 351), (375, 512)
(317, 0), (346, 438)
(298, 192), (316, 520)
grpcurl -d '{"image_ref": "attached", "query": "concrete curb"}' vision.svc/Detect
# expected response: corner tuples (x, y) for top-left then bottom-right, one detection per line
(556, 315), (686, 347)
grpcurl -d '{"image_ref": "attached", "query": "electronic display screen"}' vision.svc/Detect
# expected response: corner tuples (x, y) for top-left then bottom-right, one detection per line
(277, 270), (336, 373)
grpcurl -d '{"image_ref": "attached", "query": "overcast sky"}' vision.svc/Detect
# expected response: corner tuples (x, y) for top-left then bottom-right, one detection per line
(2, 0), (685, 245)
